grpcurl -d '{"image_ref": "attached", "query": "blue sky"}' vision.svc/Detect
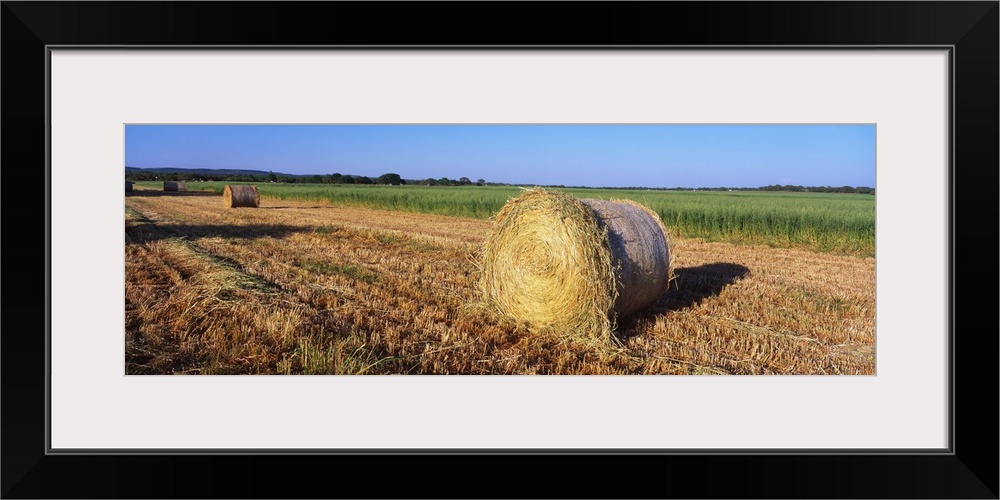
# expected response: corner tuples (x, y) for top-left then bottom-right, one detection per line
(125, 124), (875, 188)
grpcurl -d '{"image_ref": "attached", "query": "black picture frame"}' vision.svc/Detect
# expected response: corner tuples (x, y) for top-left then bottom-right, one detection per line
(3, 2), (997, 498)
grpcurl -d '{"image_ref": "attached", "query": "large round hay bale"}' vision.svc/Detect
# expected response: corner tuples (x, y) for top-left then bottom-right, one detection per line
(222, 184), (260, 208)
(477, 189), (671, 340)
(163, 181), (187, 192)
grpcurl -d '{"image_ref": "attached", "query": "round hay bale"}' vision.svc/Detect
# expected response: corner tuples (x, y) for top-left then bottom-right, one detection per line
(163, 181), (187, 192)
(477, 188), (671, 340)
(222, 184), (260, 208)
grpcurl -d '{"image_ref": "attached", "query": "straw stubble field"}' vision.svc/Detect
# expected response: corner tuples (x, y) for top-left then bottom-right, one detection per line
(125, 187), (875, 375)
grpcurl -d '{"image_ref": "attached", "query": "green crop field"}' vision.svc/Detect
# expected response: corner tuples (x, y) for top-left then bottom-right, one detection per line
(133, 181), (875, 257)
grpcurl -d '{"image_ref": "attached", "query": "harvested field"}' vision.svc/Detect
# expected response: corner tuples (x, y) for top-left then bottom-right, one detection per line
(125, 186), (875, 375)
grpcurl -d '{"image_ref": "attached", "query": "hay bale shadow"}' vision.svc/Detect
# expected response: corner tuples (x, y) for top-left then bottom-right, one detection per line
(125, 222), (309, 244)
(614, 262), (750, 340)
(125, 190), (217, 198)
(258, 206), (326, 210)
(661, 262), (751, 311)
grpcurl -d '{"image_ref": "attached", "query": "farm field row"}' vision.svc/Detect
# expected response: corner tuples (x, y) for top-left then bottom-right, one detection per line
(133, 181), (876, 257)
(125, 187), (875, 375)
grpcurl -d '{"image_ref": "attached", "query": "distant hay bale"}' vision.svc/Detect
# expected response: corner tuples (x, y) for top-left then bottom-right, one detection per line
(477, 188), (672, 341)
(125, 181), (133, 192)
(222, 184), (260, 208)
(163, 181), (187, 192)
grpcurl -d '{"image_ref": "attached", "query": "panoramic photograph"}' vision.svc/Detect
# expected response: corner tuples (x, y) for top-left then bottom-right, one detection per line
(124, 124), (875, 375)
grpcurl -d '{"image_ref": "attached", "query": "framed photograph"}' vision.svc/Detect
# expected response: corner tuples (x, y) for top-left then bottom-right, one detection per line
(3, 2), (996, 498)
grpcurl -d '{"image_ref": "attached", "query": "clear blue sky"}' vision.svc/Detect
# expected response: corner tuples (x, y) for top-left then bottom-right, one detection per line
(125, 124), (875, 188)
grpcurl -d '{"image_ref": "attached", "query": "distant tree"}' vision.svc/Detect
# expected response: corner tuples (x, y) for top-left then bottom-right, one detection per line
(476, 178), (485, 186)
(424, 178), (437, 186)
(459, 177), (472, 186)
(308, 175), (323, 184)
(355, 176), (372, 185)
(267, 171), (278, 182)
(376, 173), (403, 185)
(438, 177), (452, 186)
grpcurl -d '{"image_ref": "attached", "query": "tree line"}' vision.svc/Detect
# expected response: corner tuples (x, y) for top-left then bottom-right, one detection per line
(756, 185), (874, 194)
(124, 171), (489, 186)
(594, 185), (875, 194)
(124, 170), (872, 193)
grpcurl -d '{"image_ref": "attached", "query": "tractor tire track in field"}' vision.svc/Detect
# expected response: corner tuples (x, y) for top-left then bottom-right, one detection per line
(125, 188), (875, 375)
